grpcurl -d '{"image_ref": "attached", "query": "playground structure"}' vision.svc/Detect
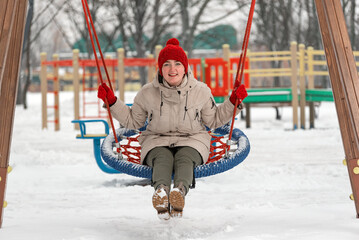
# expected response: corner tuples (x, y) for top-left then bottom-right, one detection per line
(0, 0), (28, 227)
(1, 0), (359, 228)
(241, 42), (335, 129)
(40, 49), (158, 130)
(40, 45), (247, 130)
(40, 41), (339, 131)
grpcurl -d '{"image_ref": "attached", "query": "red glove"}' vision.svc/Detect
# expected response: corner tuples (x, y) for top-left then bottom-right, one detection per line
(230, 84), (248, 105)
(97, 83), (117, 106)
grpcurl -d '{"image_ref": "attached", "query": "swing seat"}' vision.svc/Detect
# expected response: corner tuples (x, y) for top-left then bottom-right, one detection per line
(72, 120), (250, 178)
(100, 123), (250, 179)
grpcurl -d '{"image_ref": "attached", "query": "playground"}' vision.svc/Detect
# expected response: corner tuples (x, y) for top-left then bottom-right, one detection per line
(1, 0), (359, 239)
(1, 91), (357, 239)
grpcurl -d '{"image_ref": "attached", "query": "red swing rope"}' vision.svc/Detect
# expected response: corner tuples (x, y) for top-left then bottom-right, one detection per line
(81, 0), (120, 147)
(228, 0), (256, 141)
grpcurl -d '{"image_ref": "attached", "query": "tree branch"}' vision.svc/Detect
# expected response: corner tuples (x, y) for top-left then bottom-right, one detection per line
(199, 3), (247, 25)
(29, 1), (68, 46)
(32, 0), (56, 25)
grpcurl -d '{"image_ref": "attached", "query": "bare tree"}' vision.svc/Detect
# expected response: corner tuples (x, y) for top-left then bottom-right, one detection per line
(302, 0), (321, 49)
(341, 0), (357, 50)
(176, 0), (248, 57)
(61, 0), (116, 88)
(254, 0), (295, 87)
(176, 0), (211, 57)
(255, 0), (294, 52)
(17, 0), (35, 108)
(17, 0), (67, 108)
(146, 0), (179, 52)
(63, 0), (106, 57)
(110, 0), (179, 85)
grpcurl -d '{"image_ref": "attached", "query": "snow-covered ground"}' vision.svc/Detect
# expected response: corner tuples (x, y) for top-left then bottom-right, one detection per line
(1, 91), (358, 240)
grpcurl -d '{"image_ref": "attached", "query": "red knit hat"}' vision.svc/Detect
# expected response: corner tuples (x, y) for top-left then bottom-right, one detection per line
(158, 38), (188, 76)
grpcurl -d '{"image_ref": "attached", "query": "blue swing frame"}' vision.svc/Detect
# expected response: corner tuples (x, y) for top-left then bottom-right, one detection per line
(72, 119), (121, 174)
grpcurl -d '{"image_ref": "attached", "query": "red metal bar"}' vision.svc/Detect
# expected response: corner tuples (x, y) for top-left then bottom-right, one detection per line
(43, 60), (73, 67)
(124, 58), (156, 66)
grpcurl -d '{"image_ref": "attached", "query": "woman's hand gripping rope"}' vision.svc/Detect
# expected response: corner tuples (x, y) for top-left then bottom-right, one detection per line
(98, 83), (117, 106)
(225, 84), (248, 159)
(229, 84), (248, 106)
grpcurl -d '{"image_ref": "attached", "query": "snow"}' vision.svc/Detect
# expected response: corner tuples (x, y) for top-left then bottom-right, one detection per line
(1, 91), (359, 240)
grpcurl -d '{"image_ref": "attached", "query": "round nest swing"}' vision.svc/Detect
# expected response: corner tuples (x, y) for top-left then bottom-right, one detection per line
(100, 123), (250, 179)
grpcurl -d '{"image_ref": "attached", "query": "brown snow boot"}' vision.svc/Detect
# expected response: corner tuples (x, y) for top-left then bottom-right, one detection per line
(152, 184), (170, 220)
(169, 182), (186, 218)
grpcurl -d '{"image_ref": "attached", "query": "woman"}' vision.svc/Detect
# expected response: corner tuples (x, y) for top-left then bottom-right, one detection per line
(98, 38), (247, 220)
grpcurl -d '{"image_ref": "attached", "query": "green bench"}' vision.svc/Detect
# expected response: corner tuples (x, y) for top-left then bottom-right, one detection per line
(242, 88), (333, 128)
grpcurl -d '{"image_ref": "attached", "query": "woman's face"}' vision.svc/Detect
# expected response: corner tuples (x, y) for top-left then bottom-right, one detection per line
(161, 60), (185, 86)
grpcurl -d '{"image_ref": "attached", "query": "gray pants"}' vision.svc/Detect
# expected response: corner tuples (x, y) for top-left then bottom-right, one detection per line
(145, 146), (203, 192)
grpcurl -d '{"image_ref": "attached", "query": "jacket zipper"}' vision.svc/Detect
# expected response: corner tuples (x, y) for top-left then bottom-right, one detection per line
(160, 91), (163, 116)
(183, 91), (188, 120)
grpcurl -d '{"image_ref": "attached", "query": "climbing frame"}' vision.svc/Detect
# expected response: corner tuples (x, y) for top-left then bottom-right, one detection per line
(0, 0), (28, 228)
(315, 0), (359, 218)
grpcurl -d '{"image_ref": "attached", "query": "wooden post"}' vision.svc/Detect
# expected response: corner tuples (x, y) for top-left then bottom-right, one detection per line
(299, 44), (306, 129)
(0, 0), (28, 228)
(222, 44), (230, 100)
(245, 103), (251, 128)
(40, 52), (47, 129)
(155, 45), (162, 72)
(245, 50), (251, 88)
(53, 54), (60, 131)
(0, 0), (16, 82)
(147, 54), (154, 83)
(290, 42), (299, 130)
(117, 48), (125, 101)
(307, 46), (315, 128)
(106, 54), (115, 89)
(315, 0), (359, 218)
(73, 49), (80, 130)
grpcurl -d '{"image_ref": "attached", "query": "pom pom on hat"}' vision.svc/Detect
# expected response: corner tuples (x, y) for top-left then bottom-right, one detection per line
(166, 38), (179, 46)
(158, 38), (188, 76)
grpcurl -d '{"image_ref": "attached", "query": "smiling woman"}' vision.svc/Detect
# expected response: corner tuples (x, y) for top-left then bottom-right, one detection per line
(97, 37), (248, 220)
(161, 60), (186, 87)
(157, 38), (188, 87)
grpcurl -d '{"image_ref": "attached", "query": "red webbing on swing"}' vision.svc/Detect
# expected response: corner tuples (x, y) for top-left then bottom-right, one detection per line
(115, 132), (229, 164)
(207, 134), (229, 163)
(81, 0), (120, 148)
(228, 0), (256, 141)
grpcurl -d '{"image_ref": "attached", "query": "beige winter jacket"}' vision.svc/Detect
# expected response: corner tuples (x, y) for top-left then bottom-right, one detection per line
(109, 69), (242, 164)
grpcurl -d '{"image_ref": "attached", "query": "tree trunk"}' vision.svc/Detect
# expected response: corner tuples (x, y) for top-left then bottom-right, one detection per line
(16, 0), (33, 107)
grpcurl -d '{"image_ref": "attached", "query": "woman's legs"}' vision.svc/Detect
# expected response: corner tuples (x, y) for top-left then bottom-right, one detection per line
(173, 146), (202, 192)
(146, 147), (175, 220)
(146, 147), (174, 190)
(170, 146), (202, 217)
(146, 146), (202, 219)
